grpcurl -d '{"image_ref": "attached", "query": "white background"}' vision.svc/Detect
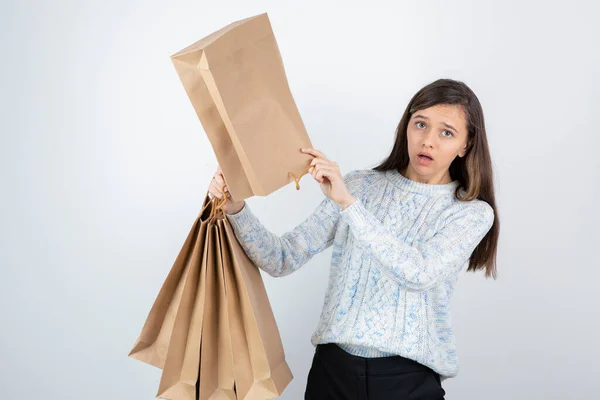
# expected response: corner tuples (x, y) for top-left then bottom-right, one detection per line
(1, 0), (599, 399)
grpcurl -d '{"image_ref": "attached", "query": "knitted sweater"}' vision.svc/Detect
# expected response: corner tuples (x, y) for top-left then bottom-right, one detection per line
(225, 168), (495, 379)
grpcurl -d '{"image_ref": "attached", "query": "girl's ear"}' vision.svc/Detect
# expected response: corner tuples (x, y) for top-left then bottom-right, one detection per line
(458, 141), (469, 158)
(458, 136), (471, 158)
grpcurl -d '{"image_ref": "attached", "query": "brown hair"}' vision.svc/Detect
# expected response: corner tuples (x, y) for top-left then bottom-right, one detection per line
(373, 78), (500, 278)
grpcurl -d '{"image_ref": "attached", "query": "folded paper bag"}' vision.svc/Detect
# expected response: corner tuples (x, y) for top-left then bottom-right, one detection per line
(129, 192), (292, 399)
(171, 12), (314, 202)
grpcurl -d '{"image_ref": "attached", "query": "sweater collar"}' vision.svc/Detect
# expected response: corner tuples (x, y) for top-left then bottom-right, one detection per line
(385, 169), (460, 196)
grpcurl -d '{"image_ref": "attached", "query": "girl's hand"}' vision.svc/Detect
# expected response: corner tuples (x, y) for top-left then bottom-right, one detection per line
(208, 166), (245, 215)
(301, 148), (356, 210)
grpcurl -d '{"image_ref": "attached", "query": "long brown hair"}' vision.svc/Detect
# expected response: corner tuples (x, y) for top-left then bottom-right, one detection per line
(373, 78), (500, 278)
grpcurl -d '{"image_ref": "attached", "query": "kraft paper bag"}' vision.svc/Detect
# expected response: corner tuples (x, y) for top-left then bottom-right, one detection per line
(219, 222), (254, 400)
(195, 221), (236, 400)
(213, 221), (236, 399)
(128, 217), (203, 369)
(171, 12), (314, 203)
(130, 189), (292, 399)
(155, 200), (210, 399)
(222, 218), (293, 398)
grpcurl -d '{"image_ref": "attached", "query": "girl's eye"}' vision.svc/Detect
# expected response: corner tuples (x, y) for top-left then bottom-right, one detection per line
(442, 130), (454, 138)
(416, 122), (426, 129)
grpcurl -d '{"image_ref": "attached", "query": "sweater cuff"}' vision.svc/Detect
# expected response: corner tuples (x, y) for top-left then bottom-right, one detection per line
(339, 198), (370, 233)
(224, 202), (255, 233)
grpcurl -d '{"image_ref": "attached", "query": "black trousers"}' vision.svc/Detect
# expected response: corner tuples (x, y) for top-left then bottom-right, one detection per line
(304, 343), (446, 400)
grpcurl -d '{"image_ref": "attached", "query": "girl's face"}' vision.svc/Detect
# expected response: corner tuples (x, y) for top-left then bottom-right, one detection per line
(405, 104), (469, 184)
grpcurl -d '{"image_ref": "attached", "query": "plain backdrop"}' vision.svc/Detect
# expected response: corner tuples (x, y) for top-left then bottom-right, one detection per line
(1, 0), (599, 399)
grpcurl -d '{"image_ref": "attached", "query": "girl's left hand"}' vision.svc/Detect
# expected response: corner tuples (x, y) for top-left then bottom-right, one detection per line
(301, 148), (356, 210)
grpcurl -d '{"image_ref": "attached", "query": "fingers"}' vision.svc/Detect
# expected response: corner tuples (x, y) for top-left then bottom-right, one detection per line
(209, 184), (229, 199)
(301, 148), (326, 159)
(214, 167), (228, 188)
(309, 164), (336, 183)
(209, 166), (228, 199)
(211, 179), (226, 192)
(303, 149), (339, 171)
(209, 181), (226, 199)
(309, 157), (338, 170)
(308, 157), (339, 176)
(214, 172), (226, 188)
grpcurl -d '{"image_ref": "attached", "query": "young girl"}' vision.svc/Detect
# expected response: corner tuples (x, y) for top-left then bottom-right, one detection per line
(208, 78), (499, 400)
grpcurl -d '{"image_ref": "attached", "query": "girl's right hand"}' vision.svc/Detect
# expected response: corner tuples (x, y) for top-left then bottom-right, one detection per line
(208, 166), (245, 215)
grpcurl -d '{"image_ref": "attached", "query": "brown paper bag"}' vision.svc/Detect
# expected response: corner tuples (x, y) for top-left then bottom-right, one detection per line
(171, 12), (314, 203)
(130, 191), (292, 399)
(214, 220), (236, 399)
(128, 217), (203, 368)
(221, 217), (293, 398)
(219, 221), (254, 400)
(155, 199), (210, 399)
(198, 221), (236, 400)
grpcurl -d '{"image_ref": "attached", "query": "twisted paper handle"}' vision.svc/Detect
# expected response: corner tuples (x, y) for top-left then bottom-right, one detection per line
(199, 186), (228, 224)
(202, 163), (312, 222)
(289, 163), (313, 190)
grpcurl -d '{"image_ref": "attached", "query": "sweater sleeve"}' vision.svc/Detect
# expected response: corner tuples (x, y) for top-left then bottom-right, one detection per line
(224, 171), (363, 277)
(339, 197), (494, 290)
(224, 197), (339, 277)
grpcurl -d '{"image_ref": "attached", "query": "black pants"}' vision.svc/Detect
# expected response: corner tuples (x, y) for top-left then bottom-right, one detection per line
(304, 343), (446, 400)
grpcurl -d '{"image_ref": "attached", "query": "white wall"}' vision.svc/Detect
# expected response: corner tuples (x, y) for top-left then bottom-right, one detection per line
(1, 0), (598, 399)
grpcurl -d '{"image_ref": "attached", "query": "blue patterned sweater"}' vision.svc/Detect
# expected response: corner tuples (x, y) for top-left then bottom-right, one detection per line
(225, 168), (495, 379)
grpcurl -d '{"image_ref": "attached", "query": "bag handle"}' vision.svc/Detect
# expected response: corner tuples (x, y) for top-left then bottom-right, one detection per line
(288, 163), (312, 190)
(197, 186), (227, 224)
(201, 163), (312, 223)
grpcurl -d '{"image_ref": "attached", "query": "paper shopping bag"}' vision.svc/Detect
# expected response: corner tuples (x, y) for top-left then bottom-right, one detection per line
(197, 220), (236, 400)
(128, 216), (203, 369)
(221, 217), (293, 398)
(154, 197), (210, 399)
(130, 189), (292, 399)
(218, 221), (254, 400)
(171, 12), (314, 203)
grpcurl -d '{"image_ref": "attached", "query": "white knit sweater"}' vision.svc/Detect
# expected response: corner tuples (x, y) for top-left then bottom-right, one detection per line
(225, 168), (495, 379)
